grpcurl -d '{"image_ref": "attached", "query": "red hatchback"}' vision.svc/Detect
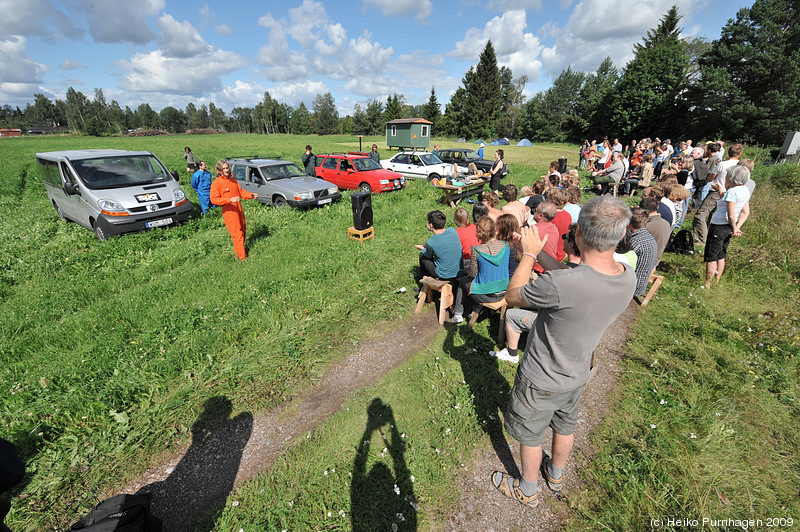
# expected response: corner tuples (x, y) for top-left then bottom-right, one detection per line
(315, 152), (406, 194)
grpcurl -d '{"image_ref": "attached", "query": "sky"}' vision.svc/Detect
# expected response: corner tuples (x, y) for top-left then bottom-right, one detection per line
(0, 0), (752, 117)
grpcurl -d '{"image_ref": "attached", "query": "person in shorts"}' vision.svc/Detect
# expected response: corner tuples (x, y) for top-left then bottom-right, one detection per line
(703, 165), (751, 288)
(490, 196), (636, 509)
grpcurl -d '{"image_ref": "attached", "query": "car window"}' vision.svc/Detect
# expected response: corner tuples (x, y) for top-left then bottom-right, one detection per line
(248, 168), (263, 182)
(232, 165), (247, 180)
(394, 154), (408, 164)
(452, 152), (462, 161)
(322, 157), (338, 170)
(353, 158), (381, 171)
(339, 159), (352, 171)
(419, 154), (441, 165)
(410, 155), (421, 165)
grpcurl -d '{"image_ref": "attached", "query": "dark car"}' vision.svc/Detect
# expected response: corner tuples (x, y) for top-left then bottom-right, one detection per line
(435, 148), (494, 173)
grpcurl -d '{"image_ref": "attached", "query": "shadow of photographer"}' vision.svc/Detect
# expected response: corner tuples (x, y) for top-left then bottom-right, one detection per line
(350, 398), (417, 531)
(136, 395), (253, 531)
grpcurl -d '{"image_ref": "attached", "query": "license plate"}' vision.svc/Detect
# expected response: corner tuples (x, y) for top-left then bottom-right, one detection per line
(317, 198), (332, 205)
(146, 218), (172, 228)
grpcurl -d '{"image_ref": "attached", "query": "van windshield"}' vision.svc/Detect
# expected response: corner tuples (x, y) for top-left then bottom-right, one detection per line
(71, 155), (172, 190)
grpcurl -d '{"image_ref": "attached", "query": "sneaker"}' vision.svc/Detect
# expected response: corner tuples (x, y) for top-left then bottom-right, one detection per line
(451, 314), (464, 324)
(495, 348), (519, 364)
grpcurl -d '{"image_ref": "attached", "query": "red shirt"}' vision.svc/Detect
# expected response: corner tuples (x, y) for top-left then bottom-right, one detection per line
(552, 210), (571, 261)
(456, 224), (479, 260)
(533, 221), (560, 273)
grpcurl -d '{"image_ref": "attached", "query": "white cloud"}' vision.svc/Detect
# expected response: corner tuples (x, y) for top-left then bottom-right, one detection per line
(215, 25), (234, 35)
(156, 14), (208, 58)
(450, 11), (545, 81)
(267, 80), (330, 107)
(83, 0), (164, 44)
(115, 48), (246, 96)
(487, 0), (543, 10)
(0, 0), (82, 39)
(59, 58), (86, 70)
(286, 0), (330, 48)
(0, 36), (48, 102)
(362, 0), (433, 22)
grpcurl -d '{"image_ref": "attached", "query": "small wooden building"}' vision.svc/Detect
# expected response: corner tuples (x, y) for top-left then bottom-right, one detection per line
(385, 118), (432, 150)
(0, 129), (22, 138)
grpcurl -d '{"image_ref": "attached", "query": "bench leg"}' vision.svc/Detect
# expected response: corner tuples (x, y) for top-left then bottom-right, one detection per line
(415, 287), (429, 313)
(497, 306), (507, 346)
(439, 284), (453, 325)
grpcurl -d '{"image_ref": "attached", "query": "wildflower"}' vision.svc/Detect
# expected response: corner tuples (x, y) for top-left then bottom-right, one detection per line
(660, 399), (667, 405)
(231, 501), (239, 507)
(394, 484), (400, 495)
(324, 470), (328, 476)
(410, 475), (415, 482)
(396, 513), (405, 521)
(690, 433), (697, 439)
(650, 424), (656, 429)
(327, 511), (331, 517)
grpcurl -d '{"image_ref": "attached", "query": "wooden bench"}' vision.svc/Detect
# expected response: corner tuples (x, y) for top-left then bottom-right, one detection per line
(467, 298), (508, 345)
(415, 276), (455, 325)
(641, 272), (664, 307)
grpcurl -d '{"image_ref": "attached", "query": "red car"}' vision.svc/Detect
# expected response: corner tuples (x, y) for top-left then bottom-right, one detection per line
(315, 152), (406, 194)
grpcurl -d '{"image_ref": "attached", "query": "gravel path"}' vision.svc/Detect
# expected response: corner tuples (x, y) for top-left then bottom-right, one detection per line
(118, 301), (639, 530)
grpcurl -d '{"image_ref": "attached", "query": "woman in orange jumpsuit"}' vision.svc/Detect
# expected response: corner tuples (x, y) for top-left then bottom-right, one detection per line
(210, 160), (258, 261)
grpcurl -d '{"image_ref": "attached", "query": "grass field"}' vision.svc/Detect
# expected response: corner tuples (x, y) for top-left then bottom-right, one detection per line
(2, 133), (798, 531)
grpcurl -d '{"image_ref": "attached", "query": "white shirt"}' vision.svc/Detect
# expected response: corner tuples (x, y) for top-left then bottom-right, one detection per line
(709, 159), (738, 189)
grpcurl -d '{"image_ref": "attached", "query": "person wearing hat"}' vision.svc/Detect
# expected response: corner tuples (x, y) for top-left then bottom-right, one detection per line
(478, 143), (485, 159)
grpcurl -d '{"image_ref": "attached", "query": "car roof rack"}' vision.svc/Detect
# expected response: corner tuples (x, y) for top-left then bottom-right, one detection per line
(227, 155), (284, 161)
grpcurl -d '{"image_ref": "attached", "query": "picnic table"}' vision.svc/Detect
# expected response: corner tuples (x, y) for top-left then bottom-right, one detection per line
(431, 176), (489, 208)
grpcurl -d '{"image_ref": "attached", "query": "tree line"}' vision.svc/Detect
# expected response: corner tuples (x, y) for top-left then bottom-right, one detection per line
(2, 0), (796, 146)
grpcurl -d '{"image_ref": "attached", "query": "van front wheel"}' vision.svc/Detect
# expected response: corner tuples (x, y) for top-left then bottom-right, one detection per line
(94, 223), (108, 242)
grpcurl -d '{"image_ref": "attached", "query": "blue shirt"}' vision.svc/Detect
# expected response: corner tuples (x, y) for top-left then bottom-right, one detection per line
(191, 169), (213, 193)
(421, 227), (462, 279)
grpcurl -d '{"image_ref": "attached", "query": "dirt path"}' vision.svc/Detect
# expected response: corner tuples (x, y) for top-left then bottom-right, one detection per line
(121, 302), (639, 530)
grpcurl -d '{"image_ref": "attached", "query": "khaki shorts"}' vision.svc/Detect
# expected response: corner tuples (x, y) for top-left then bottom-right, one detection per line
(504, 370), (584, 447)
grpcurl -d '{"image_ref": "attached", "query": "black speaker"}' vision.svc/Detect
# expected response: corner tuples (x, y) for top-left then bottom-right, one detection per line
(351, 192), (373, 230)
(558, 157), (568, 174)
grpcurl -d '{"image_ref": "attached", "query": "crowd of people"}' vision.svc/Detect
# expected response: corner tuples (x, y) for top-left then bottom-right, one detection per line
(415, 135), (754, 509)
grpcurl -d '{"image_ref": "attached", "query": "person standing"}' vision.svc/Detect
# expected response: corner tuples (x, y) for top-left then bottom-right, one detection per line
(430, 144), (440, 159)
(210, 160), (258, 261)
(191, 161), (214, 214)
(492, 196), (636, 509)
(693, 144), (742, 245)
(369, 144), (381, 164)
(489, 149), (505, 191)
(478, 143), (485, 160)
(184, 146), (197, 173)
(301, 145), (316, 176)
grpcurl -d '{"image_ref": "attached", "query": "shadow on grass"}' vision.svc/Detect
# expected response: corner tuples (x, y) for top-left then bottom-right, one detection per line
(442, 324), (519, 478)
(351, 398), (417, 531)
(136, 395), (253, 532)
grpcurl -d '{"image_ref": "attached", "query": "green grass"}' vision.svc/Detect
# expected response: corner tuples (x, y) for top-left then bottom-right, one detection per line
(0, 133), (561, 530)
(4, 133), (797, 531)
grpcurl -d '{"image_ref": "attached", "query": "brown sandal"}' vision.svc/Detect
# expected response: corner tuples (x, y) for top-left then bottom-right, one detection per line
(491, 471), (540, 508)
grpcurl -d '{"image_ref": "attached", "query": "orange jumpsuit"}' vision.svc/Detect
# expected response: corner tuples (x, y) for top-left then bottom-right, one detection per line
(210, 175), (254, 260)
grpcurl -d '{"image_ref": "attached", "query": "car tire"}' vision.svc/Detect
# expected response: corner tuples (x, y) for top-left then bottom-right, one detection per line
(94, 222), (107, 242)
(427, 173), (440, 183)
(358, 182), (373, 194)
(273, 196), (287, 208)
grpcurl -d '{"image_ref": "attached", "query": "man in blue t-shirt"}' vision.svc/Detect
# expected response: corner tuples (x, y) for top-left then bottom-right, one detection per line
(415, 210), (461, 280)
(191, 161), (214, 214)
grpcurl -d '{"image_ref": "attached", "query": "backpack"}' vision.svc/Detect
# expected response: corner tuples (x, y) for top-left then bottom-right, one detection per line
(668, 229), (694, 255)
(65, 494), (162, 532)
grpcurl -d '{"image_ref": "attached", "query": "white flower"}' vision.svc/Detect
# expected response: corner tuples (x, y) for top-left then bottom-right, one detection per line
(690, 433), (697, 439)
(327, 511), (332, 517)
(660, 399), (667, 405)
(715, 412), (721, 416)
(324, 470), (328, 476)
(650, 424), (656, 429)
(231, 501), (239, 507)
(396, 513), (405, 521)
(410, 475), (415, 482)
(394, 484), (400, 495)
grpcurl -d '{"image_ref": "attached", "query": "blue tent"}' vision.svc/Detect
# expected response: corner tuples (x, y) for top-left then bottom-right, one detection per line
(473, 138), (486, 145)
(491, 138), (510, 145)
(517, 138), (533, 147)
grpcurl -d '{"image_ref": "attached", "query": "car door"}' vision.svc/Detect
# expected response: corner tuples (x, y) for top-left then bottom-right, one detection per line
(388, 154), (411, 176)
(232, 164), (256, 195)
(407, 154), (427, 179)
(59, 161), (89, 226)
(338, 158), (358, 189)
(320, 156), (340, 187)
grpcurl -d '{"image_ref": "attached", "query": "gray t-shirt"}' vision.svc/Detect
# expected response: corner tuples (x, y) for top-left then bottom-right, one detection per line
(519, 263), (636, 392)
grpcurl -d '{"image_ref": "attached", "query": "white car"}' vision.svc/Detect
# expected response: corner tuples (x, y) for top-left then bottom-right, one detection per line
(381, 151), (465, 182)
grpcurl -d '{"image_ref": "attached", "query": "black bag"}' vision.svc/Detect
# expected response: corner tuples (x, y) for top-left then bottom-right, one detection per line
(65, 494), (161, 532)
(668, 229), (694, 255)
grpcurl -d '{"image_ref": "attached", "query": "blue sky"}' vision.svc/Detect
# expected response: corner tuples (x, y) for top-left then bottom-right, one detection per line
(0, 0), (751, 117)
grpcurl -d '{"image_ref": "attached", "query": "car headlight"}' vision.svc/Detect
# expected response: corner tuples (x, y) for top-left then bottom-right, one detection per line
(294, 191), (313, 201)
(400, 177), (405, 184)
(380, 180), (389, 185)
(328, 186), (338, 195)
(173, 189), (186, 202)
(98, 199), (126, 213)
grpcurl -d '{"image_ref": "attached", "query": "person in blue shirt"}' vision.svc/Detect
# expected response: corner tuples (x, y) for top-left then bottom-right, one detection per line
(415, 210), (461, 280)
(191, 161), (214, 214)
(478, 142), (485, 159)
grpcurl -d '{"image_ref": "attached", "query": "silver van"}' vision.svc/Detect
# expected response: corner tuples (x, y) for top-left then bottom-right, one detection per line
(37, 149), (193, 241)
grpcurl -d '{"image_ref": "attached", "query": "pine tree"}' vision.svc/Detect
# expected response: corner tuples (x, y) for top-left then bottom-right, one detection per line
(609, 6), (688, 139)
(384, 94), (402, 122)
(422, 87), (441, 132)
(517, 67), (584, 142)
(688, 0), (800, 144)
(312, 92), (339, 135)
(576, 57), (619, 139)
(467, 40), (502, 139)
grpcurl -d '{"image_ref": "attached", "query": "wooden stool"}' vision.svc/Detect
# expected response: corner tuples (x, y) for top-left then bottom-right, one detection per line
(641, 272), (664, 307)
(415, 276), (455, 325)
(468, 298), (508, 345)
(348, 226), (374, 242)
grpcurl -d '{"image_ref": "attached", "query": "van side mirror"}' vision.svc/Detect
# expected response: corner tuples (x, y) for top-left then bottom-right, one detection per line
(171, 170), (180, 181)
(64, 182), (80, 195)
